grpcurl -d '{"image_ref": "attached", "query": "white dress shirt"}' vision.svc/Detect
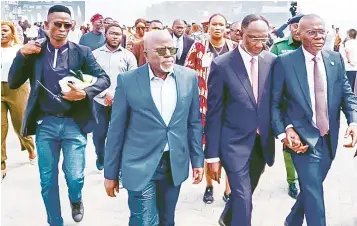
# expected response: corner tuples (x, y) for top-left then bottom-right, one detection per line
(345, 39), (357, 71)
(149, 65), (177, 152)
(238, 42), (259, 84)
(277, 47), (356, 141)
(206, 43), (259, 163)
(173, 35), (184, 59)
(93, 44), (137, 105)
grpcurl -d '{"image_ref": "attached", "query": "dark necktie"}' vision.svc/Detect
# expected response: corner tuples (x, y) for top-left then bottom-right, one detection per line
(313, 56), (329, 136)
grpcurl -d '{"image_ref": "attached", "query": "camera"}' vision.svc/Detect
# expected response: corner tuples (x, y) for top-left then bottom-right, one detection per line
(289, 1), (297, 17)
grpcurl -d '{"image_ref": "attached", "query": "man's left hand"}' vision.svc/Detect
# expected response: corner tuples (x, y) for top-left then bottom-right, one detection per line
(62, 83), (87, 101)
(192, 168), (204, 184)
(344, 125), (357, 148)
(104, 91), (114, 106)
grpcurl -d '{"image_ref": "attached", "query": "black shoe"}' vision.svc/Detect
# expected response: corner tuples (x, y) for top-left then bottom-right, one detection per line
(222, 192), (231, 203)
(203, 186), (214, 204)
(1, 172), (6, 182)
(218, 201), (232, 226)
(70, 200), (84, 222)
(288, 183), (298, 199)
(96, 158), (104, 171)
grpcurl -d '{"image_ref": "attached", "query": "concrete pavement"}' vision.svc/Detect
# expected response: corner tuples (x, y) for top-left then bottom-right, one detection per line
(1, 118), (357, 226)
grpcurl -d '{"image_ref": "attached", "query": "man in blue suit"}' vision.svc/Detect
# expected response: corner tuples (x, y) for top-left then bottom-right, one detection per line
(104, 30), (204, 226)
(271, 14), (357, 226)
(8, 5), (110, 226)
(204, 14), (276, 226)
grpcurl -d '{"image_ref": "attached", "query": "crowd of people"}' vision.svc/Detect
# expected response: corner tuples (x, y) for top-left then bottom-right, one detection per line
(1, 3), (357, 226)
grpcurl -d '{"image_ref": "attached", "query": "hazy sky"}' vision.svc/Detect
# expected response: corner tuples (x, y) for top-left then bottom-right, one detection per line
(84, 0), (356, 30)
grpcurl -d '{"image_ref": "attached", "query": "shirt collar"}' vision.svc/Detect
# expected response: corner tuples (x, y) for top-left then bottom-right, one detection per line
(288, 36), (294, 45)
(99, 44), (123, 53)
(238, 42), (258, 63)
(302, 46), (322, 62)
(173, 34), (183, 41)
(148, 64), (175, 80)
(47, 41), (69, 53)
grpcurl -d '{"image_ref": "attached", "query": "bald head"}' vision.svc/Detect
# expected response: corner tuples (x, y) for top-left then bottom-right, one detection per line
(298, 14), (326, 56)
(144, 30), (173, 49)
(173, 19), (185, 27)
(298, 14), (325, 33)
(172, 19), (186, 38)
(230, 21), (242, 42)
(144, 30), (175, 75)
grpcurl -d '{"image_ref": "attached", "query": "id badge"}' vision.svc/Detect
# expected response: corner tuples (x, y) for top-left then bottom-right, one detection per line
(202, 53), (213, 67)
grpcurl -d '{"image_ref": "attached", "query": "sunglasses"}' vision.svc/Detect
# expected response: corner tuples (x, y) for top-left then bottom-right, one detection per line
(147, 47), (178, 56)
(53, 21), (72, 29)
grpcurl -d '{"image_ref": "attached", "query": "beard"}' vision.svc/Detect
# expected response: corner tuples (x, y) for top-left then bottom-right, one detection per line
(160, 63), (174, 73)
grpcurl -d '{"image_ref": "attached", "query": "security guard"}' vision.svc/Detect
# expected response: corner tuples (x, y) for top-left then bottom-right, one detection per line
(270, 14), (304, 200)
(271, 14), (303, 56)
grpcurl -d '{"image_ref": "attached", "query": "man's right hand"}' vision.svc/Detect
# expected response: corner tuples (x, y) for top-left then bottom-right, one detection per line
(20, 41), (41, 56)
(207, 162), (221, 184)
(104, 179), (119, 197)
(283, 128), (309, 154)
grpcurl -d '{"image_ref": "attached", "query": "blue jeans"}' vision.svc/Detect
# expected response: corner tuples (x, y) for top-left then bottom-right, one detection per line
(36, 116), (87, 226)
(93, 102), (111, 159)
(286, 135), (332, 226)
(127, 152), (181, 226)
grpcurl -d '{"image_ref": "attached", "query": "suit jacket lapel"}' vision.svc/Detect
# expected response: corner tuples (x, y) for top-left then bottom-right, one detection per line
(231, 48), (257, 107)
(293, 48), (313, 114)
(322, 50), (336, 116)
(168, 65), (181, 126)
(136, 64), (166, 126)
(257, 52), (269, 105)
(68, 42), (79, 72)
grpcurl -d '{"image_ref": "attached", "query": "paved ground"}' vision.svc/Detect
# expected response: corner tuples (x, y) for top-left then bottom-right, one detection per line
(1, 117), (357, 226)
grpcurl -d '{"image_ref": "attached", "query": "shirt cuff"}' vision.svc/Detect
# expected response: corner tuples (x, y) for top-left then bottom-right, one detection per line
(97, 88), (108, 98)
(277, 133), (286, 142)
(349, 122), (357, 127)
(205, 158), (220, 163)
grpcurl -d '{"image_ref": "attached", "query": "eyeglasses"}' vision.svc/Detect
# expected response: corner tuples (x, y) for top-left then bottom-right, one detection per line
(230, 29), (241, 35)
(246, 35), (269, 44)
(151, 27), (163, 31)
(136, 26), (145, 30)
(306, 30), (326, 37)
(146, 47), (178, 56)
(53, 21), (72, 30)
(108, 32), (122, 37)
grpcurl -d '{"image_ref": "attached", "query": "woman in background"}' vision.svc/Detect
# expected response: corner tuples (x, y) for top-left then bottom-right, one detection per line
(1, 21), (37, 181)
(185, 13), (238, 205)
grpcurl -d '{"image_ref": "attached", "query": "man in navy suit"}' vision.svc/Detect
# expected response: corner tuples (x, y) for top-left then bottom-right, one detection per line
(172, 19), (194, 66)
(271, 14), (357, 226)
(205, 14), (276, 226)
(8, 5), (110, 226)
(104, 30), (204, 226)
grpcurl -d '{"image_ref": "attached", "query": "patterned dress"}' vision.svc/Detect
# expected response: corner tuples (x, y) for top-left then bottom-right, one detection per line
(184, 39), (237, 145)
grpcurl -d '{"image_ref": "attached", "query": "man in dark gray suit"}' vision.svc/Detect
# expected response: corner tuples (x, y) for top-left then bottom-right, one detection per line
(104, 30), (204, 226)
(272, 14), (357, 226)
(205, 14), (276, 226)
(172, 19), (194, 66)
